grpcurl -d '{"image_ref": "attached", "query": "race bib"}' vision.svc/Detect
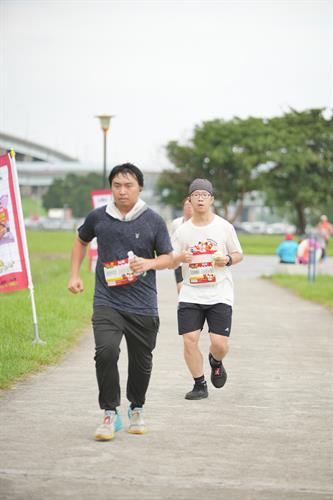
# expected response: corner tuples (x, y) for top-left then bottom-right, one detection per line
(103, 258), (138, 287)
(186, 239), (225, 286)
(189, 260), (216, 285)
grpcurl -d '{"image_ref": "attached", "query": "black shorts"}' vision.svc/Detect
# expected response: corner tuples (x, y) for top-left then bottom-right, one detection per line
(174, 267), (183, 284)
(177, 302), (232, 336)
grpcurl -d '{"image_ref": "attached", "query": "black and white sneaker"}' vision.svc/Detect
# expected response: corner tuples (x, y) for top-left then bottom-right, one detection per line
(185, 382), (208, 400)
(209, 353), (227, 388)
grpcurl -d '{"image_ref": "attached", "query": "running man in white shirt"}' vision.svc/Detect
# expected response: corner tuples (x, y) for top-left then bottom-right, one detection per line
(172, 179), (243, 400)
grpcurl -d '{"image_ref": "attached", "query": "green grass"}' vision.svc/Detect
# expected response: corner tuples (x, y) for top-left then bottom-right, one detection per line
(25, 231), (332, 257)
(238, 234), (282, 255)
(238, 233), (333, 256)
(268, 274), (333, 310)
(26, 230), (77, 255)
(0, 233), (94, 389)
(1, 230), (332, 389)
(22, 197), (47, 218)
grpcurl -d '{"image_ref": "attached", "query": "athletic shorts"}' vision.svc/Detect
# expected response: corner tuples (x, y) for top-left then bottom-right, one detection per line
(174, 267), (183, 284)
(177, 302), (232, 336)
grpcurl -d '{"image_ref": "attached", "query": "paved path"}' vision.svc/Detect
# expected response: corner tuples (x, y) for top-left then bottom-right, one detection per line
(231, 255), (333, 279)
(1, 259), (333, 499)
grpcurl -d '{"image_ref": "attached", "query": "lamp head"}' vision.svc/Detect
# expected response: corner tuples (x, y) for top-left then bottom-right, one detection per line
(95, 115), (114, 132)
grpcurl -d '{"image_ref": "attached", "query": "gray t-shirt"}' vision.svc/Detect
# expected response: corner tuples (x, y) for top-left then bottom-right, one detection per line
(78, 206), (173, 316)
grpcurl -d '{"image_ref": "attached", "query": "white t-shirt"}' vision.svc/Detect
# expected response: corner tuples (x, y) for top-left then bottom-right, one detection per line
(172, 215), (243, 306)
(170, 216), (185, 235)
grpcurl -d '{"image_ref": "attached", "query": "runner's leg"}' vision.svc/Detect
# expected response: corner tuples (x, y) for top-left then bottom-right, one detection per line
(209, 333), (229, 361)
(183, 330), (203, 377)
(207, 303), (232, 361)
(123, 313), (159, 407)
(92, 306), (124, 410)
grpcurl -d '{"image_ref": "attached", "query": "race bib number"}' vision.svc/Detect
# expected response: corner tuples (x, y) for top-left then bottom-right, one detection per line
(103, 258), (138, 287)
(186, 239), (225, 286)
(189, 260), (216, 285)
(188, 249), (217, 285)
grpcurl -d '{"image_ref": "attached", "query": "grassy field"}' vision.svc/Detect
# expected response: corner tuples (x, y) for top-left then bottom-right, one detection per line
(1, 231), (332, 389)
(238, 233), (333, 256)
(22, 197), (47, 218)
(26, 230), (76, 255)
(25, 231), (333, 257)
(268, 274), (333, 310)
(238, 234), (281, 255)
(0, 231), (94, 389)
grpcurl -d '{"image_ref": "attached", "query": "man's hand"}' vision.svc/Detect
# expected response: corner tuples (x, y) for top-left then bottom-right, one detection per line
(129, 253), (174, 273)
(181, 249), (193, 264)
(212, 253), (230, 267)
(129, 257), (151, 274)
(68, 238), (88, 293)
(170, 249), (193, 268)
(213, 251), (243, 267)
(68, 277), (84, 294)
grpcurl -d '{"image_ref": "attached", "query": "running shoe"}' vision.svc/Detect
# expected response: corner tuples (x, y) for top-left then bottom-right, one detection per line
(185, 382), (208, 400)
(128, 406), (147, 434)
(209, 353), (227, 388)
(94, 410), (123, 441)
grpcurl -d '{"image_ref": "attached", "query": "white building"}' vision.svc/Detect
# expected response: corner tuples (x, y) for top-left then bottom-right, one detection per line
(0, 132), (168, 217)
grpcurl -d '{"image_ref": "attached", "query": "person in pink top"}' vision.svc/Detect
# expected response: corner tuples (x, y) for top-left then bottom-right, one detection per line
(315, 215), (333, 259)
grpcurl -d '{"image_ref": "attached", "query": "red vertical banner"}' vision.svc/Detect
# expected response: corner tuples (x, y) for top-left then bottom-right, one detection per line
(89, 189), (112, 272)
(0, 153), (29, 293)
(91, 190), (113, 210)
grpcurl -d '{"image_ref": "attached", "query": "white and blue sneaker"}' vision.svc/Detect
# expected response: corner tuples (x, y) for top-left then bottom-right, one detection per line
(128, 406), (147, 435)
(95, 410), (123, 441)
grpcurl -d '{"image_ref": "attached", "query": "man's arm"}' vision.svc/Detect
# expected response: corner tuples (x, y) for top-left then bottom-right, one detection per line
(213, 251), (243, 267)
(169, 249), (193, 269)
(68, 237), (89, 294)
(129, 253), (173, 274)
(171, 246), (244, 269)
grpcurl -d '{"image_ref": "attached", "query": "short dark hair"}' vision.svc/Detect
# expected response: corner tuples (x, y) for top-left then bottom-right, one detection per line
(108, 163), (144, 187)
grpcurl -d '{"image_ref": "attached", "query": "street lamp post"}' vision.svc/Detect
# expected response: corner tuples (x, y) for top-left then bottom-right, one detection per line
(95, 115), (114, 189)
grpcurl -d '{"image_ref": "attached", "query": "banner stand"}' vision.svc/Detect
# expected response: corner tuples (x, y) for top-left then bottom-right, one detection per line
(307, 234), (317, 284)
(9, 151), (45, 345)
(30, 287), (45, 345)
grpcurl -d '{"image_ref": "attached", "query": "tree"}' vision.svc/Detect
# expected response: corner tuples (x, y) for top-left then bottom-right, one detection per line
(260, 108), (333, 233)
(158, 108), (333, 232)
(158, 117), (269, 221)
(42, 173), (104, 217)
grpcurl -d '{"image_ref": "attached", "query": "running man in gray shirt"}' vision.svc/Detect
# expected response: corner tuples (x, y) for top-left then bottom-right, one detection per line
(68, 163), (173, 441)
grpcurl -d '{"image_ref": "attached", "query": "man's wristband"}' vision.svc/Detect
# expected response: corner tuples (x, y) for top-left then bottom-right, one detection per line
(226, 254), (233, 266)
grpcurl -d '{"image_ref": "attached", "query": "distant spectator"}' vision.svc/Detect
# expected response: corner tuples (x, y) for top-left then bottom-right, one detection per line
(315, 215), (332, 260)
(276, 233), (298, 264)
(297, 237), (322, 265)
(170, 198), (193, 234)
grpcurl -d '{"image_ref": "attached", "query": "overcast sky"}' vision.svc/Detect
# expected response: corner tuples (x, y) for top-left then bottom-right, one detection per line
(0, 0), (332, 171)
